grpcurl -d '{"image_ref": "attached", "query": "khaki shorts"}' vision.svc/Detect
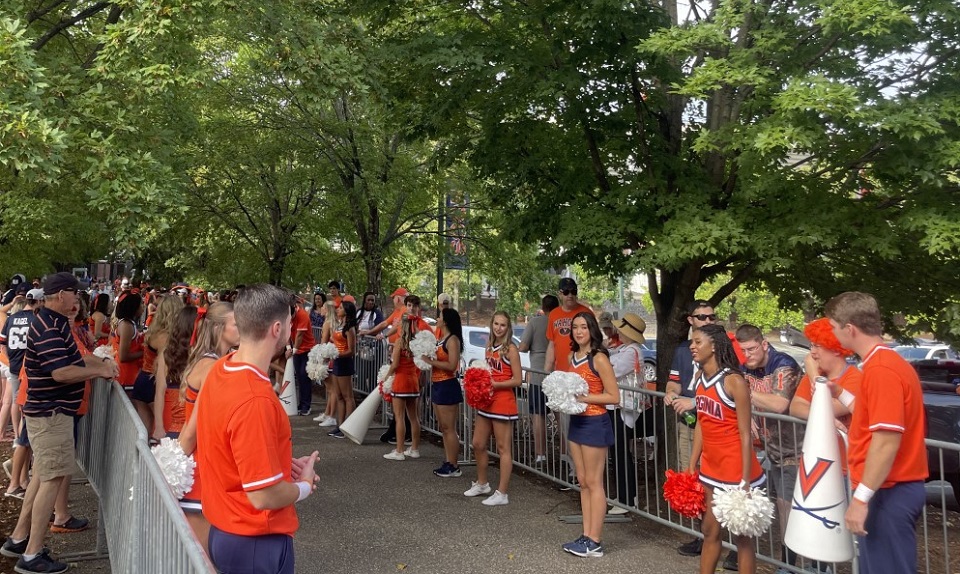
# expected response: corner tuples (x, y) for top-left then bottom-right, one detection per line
(676, 422), (694, 471)
(25, 413), (75, 481)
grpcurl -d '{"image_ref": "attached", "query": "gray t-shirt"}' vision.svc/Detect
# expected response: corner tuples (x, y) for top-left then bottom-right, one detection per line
(520, 315), (549, 371)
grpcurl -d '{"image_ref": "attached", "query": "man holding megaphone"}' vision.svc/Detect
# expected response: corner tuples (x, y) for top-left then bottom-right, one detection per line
(825, 292), (928, 574)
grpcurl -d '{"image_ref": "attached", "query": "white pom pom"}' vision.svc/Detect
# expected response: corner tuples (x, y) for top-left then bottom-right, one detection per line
(93, 345), (115, 361)
(317, 342), (339, 360)
(469, 360), (490, 370)
(410, 330), (438, 370)
(541, 371), (589, 414)
(377, 365), (394, 395)
(712, 486), (775, 538)
(151, 438), (196, 500)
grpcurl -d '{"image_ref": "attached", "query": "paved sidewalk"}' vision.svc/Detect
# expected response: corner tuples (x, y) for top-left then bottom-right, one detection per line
(289, 415), (698, 574)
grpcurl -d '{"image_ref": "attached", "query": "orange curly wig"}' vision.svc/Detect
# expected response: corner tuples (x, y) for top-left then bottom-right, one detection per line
(803, 317), (853, 357)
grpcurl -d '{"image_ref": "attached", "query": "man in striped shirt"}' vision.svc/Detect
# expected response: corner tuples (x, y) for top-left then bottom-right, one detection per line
(1, 273), (117, 574)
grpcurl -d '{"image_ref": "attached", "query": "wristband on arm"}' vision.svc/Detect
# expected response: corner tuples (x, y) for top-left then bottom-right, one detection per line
(853, 483), (874, 504)
(296, 480), (311, 503)
(838, 389), (855, 408)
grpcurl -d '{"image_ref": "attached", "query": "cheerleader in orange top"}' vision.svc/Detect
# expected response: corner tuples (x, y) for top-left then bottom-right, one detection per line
(463, 311), (522, 506)
(89, 293), (111, 346)
(152, 305), (198, 440)
(176, 302), (239, 556)
(112, 291), (145, 395)
(382, 316), (422, 460)
(135, 294), (184, 440)
(687, 323), (765, 574)
(560, 313), (621, 558)
(420, 308), (464, 477)
(326, 300), (358, 439)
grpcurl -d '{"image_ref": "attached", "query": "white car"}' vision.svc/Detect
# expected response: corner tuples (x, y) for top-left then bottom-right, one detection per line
(894, 344), (959, 362)
(461, 325), (531, 372)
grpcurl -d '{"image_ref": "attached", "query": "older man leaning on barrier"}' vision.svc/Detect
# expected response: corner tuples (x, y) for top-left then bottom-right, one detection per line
(1, 272), (118, 574)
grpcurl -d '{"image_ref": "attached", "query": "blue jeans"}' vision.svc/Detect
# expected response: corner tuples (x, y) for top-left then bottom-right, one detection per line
(293, 353), (311, 412)
(859, 481), (924, 574)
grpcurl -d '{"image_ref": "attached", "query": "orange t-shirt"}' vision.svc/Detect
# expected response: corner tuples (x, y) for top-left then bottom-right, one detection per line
(291, 308), (315, 355)
(546, 303), (593, 373)
(848, 345), (928, 489)
(196, 354), (298, 537)
(385, 308), (404, 344)
(795, 367), (862, 428)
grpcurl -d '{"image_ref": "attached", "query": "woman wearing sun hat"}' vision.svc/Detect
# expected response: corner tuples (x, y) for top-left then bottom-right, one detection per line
(606, 313), (654, 513)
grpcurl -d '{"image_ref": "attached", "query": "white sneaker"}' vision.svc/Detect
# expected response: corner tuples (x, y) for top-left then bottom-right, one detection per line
(482, 490), (509, 506)
(463, 481), (492, 497)
(403, 447), (420, 459)
(534, 455), (547, 464)
(313, 413), (327, 422)
(607, 505), (630, 515)
(383, 450), (405, 461)
(319, 418), (337, 428)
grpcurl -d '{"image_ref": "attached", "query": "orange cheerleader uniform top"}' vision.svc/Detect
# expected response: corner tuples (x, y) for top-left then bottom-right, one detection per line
(112, 320), (143, 389)
(695, 368), (764, 489)
(391, 350), (421, 396)
(431, 336), (457, 382)
(332, 329), (349, 357)
(478, 344), (518, 421)
(571, 352), (607, 416)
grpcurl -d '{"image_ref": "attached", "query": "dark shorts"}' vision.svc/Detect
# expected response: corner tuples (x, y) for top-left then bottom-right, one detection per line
(431, 378), (463, 406)
(331, 356), (355, 377)
(15, 417), (29, 448)
(527, 386), (548, 415)
(209, 525), (294, 574)
(568, 413), (615, 448)
(131, 371), (156, 403)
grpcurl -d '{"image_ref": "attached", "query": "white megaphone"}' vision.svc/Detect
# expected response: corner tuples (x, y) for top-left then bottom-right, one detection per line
(340, 387), (384, 445)
(784, 377), (854, 563)
(277, 358), (299, 417)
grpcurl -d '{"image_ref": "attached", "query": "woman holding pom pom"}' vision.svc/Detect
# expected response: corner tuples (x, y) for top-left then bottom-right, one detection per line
(561, 312), (620, 557)
(421, 308), (464, 477)
(177, 302), (239, 555)
(325, 300), (358, 439)
(688, 323), (765, 574)
(464, 311), (521, 506)
(382, 316), (422, 460)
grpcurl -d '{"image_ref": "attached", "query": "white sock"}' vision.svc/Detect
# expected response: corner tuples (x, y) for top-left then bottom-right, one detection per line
(21, 553), (36, 561)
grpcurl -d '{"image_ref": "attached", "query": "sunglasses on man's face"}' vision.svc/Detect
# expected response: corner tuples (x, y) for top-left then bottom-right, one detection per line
(560, 289), (577, 296)
(692, 313), (717, 321)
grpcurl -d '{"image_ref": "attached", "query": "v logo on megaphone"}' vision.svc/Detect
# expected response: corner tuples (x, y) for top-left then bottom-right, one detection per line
(792, 456), (842, 530)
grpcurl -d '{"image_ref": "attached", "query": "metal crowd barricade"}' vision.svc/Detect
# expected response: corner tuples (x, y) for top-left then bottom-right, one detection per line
(501, 367), (958, 574)
(70, 378), (214, 572)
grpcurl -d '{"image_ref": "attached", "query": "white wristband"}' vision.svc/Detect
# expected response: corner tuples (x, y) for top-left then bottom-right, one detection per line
(838, 390), (855, 408)
(295, 480), (311, 503)
(853, 483), (874, 504)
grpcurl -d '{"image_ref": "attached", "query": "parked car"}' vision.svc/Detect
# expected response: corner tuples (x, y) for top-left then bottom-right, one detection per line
(461, 326), (531, 372)
(894, 344), (959, 362)
(915, 359), (960, 504)
(638, 341), (657, 382)
(779, 324), (810, 348)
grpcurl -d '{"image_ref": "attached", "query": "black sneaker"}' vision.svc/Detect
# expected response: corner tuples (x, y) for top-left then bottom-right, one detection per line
(14, 549), (67, 574)
(677, 537), (703, 556)
(0, 538), (48, 559)
(328, 430), (345, 439)
(386, 437), (412, 446)
(723, 550), (739, 571)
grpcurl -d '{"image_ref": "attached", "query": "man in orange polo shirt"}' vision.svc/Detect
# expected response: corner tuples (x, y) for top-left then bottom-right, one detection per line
(825, 292), (927, 574)
(196, 284), (319, 574)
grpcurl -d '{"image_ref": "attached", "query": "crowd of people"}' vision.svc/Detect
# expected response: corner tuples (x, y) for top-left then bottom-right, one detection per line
(0, 270), (930, 574)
